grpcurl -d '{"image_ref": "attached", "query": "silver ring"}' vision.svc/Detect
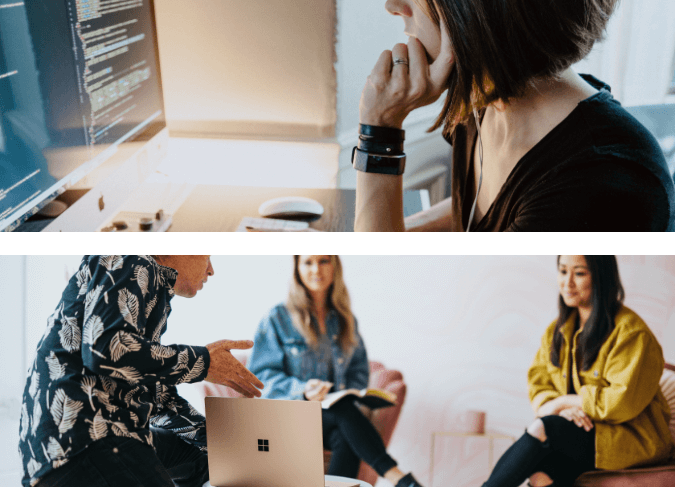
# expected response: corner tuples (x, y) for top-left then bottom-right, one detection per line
(393, 58), (409, 66)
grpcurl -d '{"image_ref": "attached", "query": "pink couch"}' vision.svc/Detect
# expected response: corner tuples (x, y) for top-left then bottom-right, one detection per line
(573, 364), (675, 487)
(193, 356), (407, 487)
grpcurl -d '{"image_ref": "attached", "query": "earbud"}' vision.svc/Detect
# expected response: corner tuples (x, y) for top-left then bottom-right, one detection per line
(466, 106), (484, 232)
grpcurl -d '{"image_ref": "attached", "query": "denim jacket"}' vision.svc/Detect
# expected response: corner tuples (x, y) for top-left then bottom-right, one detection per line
(248, 304), (369, 400)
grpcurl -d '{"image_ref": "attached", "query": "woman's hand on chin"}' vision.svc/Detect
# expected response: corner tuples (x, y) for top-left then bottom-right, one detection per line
(359, 22), (454, 129)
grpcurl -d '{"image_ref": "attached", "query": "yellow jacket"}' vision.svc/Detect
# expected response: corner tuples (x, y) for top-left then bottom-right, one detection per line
(528, 305), (674, 470)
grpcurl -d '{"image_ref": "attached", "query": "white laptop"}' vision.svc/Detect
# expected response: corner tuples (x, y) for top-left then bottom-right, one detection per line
(205, 397), (338, 487)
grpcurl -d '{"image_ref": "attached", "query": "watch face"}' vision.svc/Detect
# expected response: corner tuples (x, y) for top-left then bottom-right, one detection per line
(352, 148), (406, 175)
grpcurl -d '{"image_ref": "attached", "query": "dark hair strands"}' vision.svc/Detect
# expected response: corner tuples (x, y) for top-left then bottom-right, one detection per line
(550, 256), (625, 372)
(422, 0), (618, 137)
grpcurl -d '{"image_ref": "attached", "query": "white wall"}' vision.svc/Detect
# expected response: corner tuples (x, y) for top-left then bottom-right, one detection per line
(574, 0), (675, 106)
(155, 0), (337, 139)
(0, 256), (25, 485)
(334, 0), (451, 190)
(4, 256), (675, 486)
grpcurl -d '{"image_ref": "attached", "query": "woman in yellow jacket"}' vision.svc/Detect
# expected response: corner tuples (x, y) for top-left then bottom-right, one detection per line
(482, 255), (673, 487)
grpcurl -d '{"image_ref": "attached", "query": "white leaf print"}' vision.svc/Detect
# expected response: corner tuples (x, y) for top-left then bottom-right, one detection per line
(81, 376), (97, 410)
(31, 400), (42, 436)
(46, 351), (66, 381)
(109, 331), (142, 362)
(84, 285), (104, 325)
(177, 356), (206, 385)
(44, 436), (71, 465)
(28, 370), (40, 399)
(110, 421), (143, 442)
(100, 365), (143, 385)
(27, 458), (42, 478)
(124, 387), (140, 408)
(50, 389), (83, 435)
(53, 457), (69, 469)
(58, 313), (81, 353)
(83, 315), (104, 346)
(145, 294), (158, 319)
(133, 265), (149, 297)
(118, 288), (139, 330)
(173, 350), (189, 372)
(156, 384), (171, 404)
(151, 308), (168, 343)
(99, 375), (116, 396)
(100, 255), (124, 284)
(86, 410), (108, 441)
(44, 302), (64, 339)
(178, 429), (199, 440)
(20, 403), (29, 441)
(151, 415), (171, 428)
(93, 389), (118, 413)
(75, 266), (91, 296)
(150, 344), (176, 364)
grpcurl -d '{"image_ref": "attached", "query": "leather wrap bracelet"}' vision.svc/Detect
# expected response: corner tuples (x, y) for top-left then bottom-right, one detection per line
(352, 124), (406, 175)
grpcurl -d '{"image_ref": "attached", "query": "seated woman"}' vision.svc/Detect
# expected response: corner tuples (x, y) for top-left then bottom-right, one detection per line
(354, 0), (675, 231)
(482, 255), (674, 487)
(248, 255), (423, 487)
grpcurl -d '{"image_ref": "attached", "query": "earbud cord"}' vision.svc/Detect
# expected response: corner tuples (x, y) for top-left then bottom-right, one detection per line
(466, 107), (484, 232)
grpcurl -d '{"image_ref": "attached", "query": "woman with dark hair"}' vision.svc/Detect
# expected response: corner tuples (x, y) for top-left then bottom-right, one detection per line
(354, 0), (675, 231)
(482, 255), (674, 487)
(248, 256), (424, 487)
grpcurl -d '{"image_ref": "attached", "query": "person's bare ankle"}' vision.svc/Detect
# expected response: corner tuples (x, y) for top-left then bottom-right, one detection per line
(383, 467), (405, 485)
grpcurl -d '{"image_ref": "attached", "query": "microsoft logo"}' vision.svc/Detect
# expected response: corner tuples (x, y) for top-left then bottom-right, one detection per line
(258, 439), (269, 452)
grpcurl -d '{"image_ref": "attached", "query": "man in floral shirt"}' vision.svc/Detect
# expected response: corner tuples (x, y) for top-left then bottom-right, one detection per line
(19, 255), (264, 487)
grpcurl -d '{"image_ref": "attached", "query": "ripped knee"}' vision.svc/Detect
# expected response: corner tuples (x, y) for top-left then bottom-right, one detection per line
(526, 418), (547, 443)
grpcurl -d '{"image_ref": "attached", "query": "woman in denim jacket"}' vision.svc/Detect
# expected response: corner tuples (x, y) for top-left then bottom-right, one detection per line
(248, 256), (423, 487)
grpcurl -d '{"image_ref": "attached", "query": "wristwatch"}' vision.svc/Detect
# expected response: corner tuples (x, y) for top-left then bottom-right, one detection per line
(351, 147), (406, 176)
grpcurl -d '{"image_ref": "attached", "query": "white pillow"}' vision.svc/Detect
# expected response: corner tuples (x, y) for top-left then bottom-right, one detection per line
(659, 367), (675, 442)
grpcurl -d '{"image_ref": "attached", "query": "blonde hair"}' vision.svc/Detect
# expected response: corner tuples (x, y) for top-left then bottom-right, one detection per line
(287, 256), (357, 352)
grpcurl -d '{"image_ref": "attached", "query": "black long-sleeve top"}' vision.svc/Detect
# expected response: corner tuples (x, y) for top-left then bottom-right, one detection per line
(19, 255), (210, 487)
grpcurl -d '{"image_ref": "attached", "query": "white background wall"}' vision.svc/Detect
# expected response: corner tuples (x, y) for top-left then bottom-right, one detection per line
(153, 0), (675, 191)
(3, 255), (675, 486)
(155, 0), (337, 138)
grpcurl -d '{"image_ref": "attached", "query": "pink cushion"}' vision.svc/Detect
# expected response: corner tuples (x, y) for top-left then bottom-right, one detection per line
(660, 368), (675, 441)
(574, 465), (675, 487)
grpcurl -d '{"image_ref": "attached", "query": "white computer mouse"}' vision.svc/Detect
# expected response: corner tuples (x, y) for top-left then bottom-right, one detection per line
(258, 196), (324, 218)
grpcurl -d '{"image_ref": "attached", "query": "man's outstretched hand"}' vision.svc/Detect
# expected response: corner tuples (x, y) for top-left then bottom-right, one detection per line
(204, 340), (264, 398)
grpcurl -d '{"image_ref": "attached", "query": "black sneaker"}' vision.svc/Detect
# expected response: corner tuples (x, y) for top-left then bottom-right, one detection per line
(395, 473), (424, 487)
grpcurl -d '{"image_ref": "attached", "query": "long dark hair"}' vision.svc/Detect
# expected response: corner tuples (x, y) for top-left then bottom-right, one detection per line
(550, 256), (624, 371)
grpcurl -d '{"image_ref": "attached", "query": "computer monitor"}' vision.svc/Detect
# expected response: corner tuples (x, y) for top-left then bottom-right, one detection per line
(0, 0), (167, 231)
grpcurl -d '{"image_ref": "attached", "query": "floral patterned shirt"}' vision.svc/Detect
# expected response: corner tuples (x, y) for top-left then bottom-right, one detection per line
(19, 256), (210, 487)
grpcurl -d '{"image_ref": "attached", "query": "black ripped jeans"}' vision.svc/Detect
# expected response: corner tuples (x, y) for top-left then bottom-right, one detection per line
(322, 399), (398, 478)
(482, 415), (596, 487)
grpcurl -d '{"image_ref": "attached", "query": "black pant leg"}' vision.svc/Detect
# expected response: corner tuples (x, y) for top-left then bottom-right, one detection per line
(482, 431), (551, 487)
(322, 400), (398, 477)
(483, 415), (596, 487)
(151, 427), (209, 487)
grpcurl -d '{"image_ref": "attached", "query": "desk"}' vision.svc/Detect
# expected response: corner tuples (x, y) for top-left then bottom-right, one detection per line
(166, 185), (428, 232)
